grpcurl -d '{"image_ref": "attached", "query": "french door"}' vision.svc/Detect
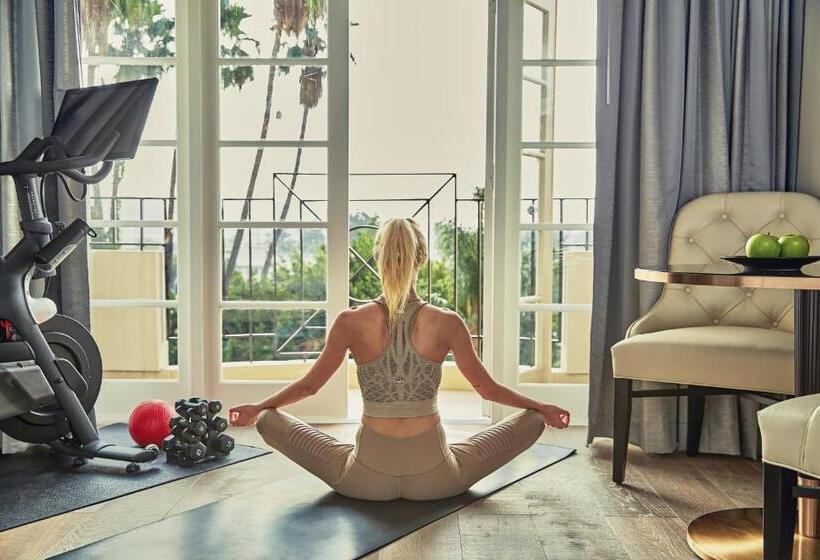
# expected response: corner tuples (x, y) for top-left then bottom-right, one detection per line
(203, 0), (350, 421)
(88, 0), (593, 424)
(488, 0), (596, 424)
(89, 0), (351, 421)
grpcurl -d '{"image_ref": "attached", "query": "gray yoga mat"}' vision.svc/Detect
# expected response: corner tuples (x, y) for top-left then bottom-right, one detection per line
(0, 423), (270, 532)
(56, 443), (575, 560)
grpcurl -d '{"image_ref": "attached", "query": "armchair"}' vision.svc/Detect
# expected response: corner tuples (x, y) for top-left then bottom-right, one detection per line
(611, 191), (820, 484)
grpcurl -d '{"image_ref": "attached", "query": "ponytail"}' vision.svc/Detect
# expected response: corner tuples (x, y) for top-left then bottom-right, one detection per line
(373, 218), (428, 327)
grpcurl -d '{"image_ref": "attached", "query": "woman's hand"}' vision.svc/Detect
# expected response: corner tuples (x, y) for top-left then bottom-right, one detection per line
(229, 403), (262, 427)
(539, 404), (571, 429)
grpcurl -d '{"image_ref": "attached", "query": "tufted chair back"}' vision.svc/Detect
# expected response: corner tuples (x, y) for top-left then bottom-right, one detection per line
(629, 192), (820, 337)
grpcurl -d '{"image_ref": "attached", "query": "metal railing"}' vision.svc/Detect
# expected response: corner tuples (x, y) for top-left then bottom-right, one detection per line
(89, 178), (594, 365)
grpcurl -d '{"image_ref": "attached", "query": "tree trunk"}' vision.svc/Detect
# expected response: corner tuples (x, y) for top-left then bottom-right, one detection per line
(222, 26), (284, 295)
(164, 149), (177, 300)
(107, 162), (125, 244)
(261, 103), (310, 278)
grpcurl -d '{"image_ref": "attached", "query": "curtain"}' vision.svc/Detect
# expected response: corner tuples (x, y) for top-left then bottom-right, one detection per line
(0, 0), (88, 328)
(588, 0), (806, 455)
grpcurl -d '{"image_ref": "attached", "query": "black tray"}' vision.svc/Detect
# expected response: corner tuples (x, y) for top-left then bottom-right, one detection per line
(721, 255), (820, 274)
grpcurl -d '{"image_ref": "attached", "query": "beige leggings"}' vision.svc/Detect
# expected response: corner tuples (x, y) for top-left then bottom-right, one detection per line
(256, 408), (545, 501)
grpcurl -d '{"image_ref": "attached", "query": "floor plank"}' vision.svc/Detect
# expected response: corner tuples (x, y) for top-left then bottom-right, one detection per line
(533, 510), (630, 560)
(686, 454), (762, 509)
(606, 517), (697, 560)
(458, 514), (547, 560)
(375, 514), (463, 560)
(625, 445), (741, 524)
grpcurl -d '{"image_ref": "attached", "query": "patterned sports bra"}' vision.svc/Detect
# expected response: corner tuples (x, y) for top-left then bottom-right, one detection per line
(356, 296), (443, 418)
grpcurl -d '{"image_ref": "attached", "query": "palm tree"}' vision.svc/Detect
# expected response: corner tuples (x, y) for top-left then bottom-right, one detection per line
(224, 0), (327, 292)
(260, 65), (325, 279)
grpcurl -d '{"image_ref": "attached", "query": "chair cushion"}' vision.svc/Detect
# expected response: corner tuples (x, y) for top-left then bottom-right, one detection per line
(612, 326), (794, 394)
(758, 394), (820, 477)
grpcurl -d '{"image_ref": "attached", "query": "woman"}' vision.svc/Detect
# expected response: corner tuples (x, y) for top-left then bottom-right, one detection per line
(229, 218), (570, 501)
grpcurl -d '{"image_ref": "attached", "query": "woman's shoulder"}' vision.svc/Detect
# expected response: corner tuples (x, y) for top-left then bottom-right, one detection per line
(417, 302), (461, 323)
(340, 301), (383, 322)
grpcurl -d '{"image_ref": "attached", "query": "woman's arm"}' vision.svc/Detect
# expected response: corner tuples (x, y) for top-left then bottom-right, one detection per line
(448, 314), (570, 429)
(229, 311), (351, 426)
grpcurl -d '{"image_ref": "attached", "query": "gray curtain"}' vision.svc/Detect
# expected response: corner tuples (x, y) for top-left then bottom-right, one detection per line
(0, 0), (88, 328)
(588, 0), (806, 455)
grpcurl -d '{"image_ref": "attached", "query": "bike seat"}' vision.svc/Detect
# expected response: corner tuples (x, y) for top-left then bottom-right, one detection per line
(0, 342), (35, 363)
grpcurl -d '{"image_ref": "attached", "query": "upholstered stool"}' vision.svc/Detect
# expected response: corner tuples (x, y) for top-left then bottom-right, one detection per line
(758, 394), (820, 559)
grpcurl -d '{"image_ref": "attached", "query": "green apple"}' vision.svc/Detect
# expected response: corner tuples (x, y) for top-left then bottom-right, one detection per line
(778, 234), (810, 258)
(745, 233), (781, 258)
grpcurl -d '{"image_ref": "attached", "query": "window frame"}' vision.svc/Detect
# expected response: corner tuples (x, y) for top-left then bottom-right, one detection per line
(490, 0), (596, 424)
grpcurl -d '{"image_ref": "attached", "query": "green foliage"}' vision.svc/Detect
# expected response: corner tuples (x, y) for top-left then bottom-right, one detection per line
(348, 213), (382, 303)
(94, 0), (175, 57)
(433, 220), (482, 332)
(219, 0), (260, 90)
(222, 234), (326, 362)
(221, 210), (487, 363)
(82, 0), (258, 90)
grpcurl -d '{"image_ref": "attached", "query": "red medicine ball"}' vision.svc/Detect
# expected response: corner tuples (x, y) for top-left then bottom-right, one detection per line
(128, 400), (174, 447)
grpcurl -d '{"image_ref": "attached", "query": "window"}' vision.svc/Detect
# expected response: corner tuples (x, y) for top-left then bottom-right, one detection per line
(80, 0), (179, 382)
(216, 1), (332, 381)
(78, 0), (593, 420)
(80, 0), (350, 419)
(518, 0), (596, 384)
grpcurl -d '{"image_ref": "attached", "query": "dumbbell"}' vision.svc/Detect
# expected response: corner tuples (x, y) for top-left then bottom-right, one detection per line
(161, 434), (178, 453)
(184, 441), (207, 461)
(168, 451), (194, 468)
(176, 427), (202, 444)
(211, 416), (228, 433)
(186, 416), (208, 436)
(176, 399), (208, 417)
(214, 434), (235, 454)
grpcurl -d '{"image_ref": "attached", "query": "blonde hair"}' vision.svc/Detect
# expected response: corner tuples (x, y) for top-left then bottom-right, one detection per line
(373, 218), (428, 327)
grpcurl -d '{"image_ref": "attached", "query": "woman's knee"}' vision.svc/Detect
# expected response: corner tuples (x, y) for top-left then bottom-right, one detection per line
(255, 408), (290, 446)
(516, 409), (545, 445)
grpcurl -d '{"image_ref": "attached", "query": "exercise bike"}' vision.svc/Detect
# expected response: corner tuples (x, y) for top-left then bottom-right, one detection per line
(0, 78), (161, 472)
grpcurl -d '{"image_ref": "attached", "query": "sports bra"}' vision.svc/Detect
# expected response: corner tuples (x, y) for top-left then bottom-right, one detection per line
(355, 296), (443, 418)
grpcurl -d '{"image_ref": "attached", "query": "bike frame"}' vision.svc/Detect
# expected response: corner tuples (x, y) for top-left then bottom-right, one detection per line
(0, 173), (99, 444)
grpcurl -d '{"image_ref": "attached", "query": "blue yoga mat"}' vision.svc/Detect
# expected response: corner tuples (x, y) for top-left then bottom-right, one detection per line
(56, 442), (575, 560)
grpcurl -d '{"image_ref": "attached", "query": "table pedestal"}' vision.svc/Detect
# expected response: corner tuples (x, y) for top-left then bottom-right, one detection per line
(687, 290), (820, 559)
(687, 508), (820, 560)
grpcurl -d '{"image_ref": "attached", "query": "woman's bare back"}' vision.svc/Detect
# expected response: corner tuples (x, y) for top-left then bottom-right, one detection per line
(347, 301), (456, 436)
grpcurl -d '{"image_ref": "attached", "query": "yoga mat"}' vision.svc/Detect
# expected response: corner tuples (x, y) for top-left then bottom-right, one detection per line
(0, 423), (269, 532)
(56, 443), (575, 560)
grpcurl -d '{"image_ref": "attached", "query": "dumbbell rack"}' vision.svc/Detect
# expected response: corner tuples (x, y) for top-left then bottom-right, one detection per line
(162, 397), (235, 467)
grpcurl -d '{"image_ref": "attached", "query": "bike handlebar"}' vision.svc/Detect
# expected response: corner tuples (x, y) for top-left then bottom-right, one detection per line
(0, 129), (120, 184)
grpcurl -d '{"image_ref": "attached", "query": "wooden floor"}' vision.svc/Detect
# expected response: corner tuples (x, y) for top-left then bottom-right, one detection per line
(0, 423), (762, 560)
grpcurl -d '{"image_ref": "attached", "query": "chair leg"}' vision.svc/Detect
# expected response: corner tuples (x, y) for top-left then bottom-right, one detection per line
(763, 463), (797, 560)
(686, 389), (705, 457)
(612, 378), (632, 484)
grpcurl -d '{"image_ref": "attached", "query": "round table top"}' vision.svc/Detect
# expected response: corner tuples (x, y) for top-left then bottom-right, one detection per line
(636, 263), (820, 290)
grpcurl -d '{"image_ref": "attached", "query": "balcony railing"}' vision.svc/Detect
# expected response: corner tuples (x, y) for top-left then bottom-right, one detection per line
(89, 175), (594, 368)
